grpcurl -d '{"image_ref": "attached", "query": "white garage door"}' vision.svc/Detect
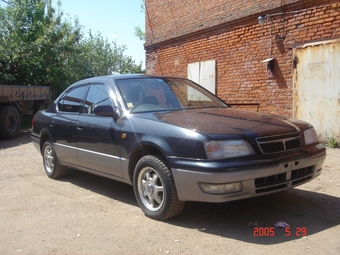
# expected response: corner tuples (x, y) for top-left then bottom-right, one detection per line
(293, 38), (340, 140)
(188, 60), (216, 94)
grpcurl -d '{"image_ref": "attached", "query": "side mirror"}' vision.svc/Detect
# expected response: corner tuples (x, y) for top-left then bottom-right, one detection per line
(93, 105), (120, 119)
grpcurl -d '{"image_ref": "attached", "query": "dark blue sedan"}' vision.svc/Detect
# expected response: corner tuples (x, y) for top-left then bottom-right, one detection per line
(31, 74), (326, 220)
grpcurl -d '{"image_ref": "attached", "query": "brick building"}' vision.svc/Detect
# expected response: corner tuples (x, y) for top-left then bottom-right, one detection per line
(144, 0), (340, 139)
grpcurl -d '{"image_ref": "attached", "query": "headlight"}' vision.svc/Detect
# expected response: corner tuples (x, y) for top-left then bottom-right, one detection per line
(304, 128), (319, 145)
(203, 140), (255, 159)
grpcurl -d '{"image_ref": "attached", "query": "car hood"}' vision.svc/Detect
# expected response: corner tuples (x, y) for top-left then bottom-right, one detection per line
(137, 108), (309, 138)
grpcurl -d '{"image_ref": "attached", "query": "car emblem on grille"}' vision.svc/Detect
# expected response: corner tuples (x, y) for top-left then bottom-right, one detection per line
(256, 133), (302, 154)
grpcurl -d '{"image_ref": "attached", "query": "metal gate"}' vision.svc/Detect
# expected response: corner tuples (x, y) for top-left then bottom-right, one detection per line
(293, 38), (340, 141)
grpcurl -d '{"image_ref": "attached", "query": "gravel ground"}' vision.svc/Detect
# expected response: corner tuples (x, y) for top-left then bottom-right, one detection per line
(0, 130), (339, 255)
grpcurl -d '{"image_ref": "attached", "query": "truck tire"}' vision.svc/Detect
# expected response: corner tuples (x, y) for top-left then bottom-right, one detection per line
(0, 105), (21, 139)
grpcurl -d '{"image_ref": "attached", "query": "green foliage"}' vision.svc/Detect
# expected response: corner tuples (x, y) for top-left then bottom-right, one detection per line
(134, 0), (145, 41)
(0, 0), (143, 91)
(134, 26), (145, 41)
(326, 136), (339, 148)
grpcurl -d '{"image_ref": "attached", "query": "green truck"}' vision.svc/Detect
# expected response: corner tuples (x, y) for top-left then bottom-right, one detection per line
(0, 85), (50, 139)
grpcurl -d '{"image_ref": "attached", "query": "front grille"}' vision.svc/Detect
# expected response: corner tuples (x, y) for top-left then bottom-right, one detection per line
(255, 165), (315, 194)
(291, 166), (314, 185)
(255, 173), (286, 187)
(255, 173), (288, 193)
(291, 166), (314, 180)
(256, 132), (302, 154)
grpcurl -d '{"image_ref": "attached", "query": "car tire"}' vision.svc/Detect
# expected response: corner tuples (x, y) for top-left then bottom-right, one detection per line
(0, 105), (21, 139)
(42, 140), (66, 179)
(133, 154), (185, 220)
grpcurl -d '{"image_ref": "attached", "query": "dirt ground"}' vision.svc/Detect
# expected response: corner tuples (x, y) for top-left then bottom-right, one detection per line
(0, 130), (339, 255)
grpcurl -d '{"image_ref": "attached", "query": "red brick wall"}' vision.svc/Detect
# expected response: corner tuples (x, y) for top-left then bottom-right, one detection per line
(145, 0), (340, 116)
(145, 0), (302, 46)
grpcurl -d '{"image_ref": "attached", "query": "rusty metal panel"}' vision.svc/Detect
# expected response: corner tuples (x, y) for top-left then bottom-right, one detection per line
(293, 39), (340, 140)
(0, 85), (50, 102)
(0, 86), (11, 101)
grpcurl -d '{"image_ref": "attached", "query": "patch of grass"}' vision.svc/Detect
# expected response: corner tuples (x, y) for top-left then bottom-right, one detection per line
(326, 136), (339, 148)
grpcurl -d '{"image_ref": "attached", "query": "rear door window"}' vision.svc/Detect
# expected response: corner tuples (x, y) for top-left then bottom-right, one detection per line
(58, 85), (88, 113)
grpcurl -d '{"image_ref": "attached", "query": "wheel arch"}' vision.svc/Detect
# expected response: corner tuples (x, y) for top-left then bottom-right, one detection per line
(39, 131), (52, 155)
(128, 143), (168, 183)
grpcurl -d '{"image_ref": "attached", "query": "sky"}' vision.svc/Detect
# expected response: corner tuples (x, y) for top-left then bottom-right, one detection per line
(58, 0), (146, 68)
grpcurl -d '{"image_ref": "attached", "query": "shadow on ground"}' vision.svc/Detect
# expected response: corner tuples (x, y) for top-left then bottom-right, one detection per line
(59, 168), (340, 245)
(0, 129), (32, 149)
(174, 189), (340, 244)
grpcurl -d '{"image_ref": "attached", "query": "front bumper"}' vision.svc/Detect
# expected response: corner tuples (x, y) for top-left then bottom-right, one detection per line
(170, 149), (326, 202)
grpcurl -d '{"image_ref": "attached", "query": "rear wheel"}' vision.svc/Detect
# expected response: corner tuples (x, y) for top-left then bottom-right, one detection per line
(133, 154), (185, 220)
(0, 106), (20, 139)
(42, 140), (66, 179)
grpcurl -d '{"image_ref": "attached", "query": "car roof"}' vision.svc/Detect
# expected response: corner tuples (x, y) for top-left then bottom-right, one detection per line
(72, 74), (185, 86)
(109, 74), (185, 80)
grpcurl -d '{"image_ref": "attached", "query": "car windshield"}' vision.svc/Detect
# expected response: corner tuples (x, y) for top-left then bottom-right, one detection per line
(115, 77), (227, 113)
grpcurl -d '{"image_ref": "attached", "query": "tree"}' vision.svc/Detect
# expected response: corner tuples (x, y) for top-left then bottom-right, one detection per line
(134, 0), (145, 41)
(71, 31), (142, 78)
(0, 0), (80, 88)
(0, 0), (143, 90)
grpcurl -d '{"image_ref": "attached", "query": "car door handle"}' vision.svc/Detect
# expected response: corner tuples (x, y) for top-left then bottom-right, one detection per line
(77, 127), (84, 130)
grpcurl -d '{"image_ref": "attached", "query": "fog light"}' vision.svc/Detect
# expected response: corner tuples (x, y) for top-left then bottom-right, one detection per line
(199, 182), (242, 194)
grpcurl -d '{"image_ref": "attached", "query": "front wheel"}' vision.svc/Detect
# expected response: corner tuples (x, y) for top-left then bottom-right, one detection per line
(42, 140), (66, 179)
(133, 155), (185, 220)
